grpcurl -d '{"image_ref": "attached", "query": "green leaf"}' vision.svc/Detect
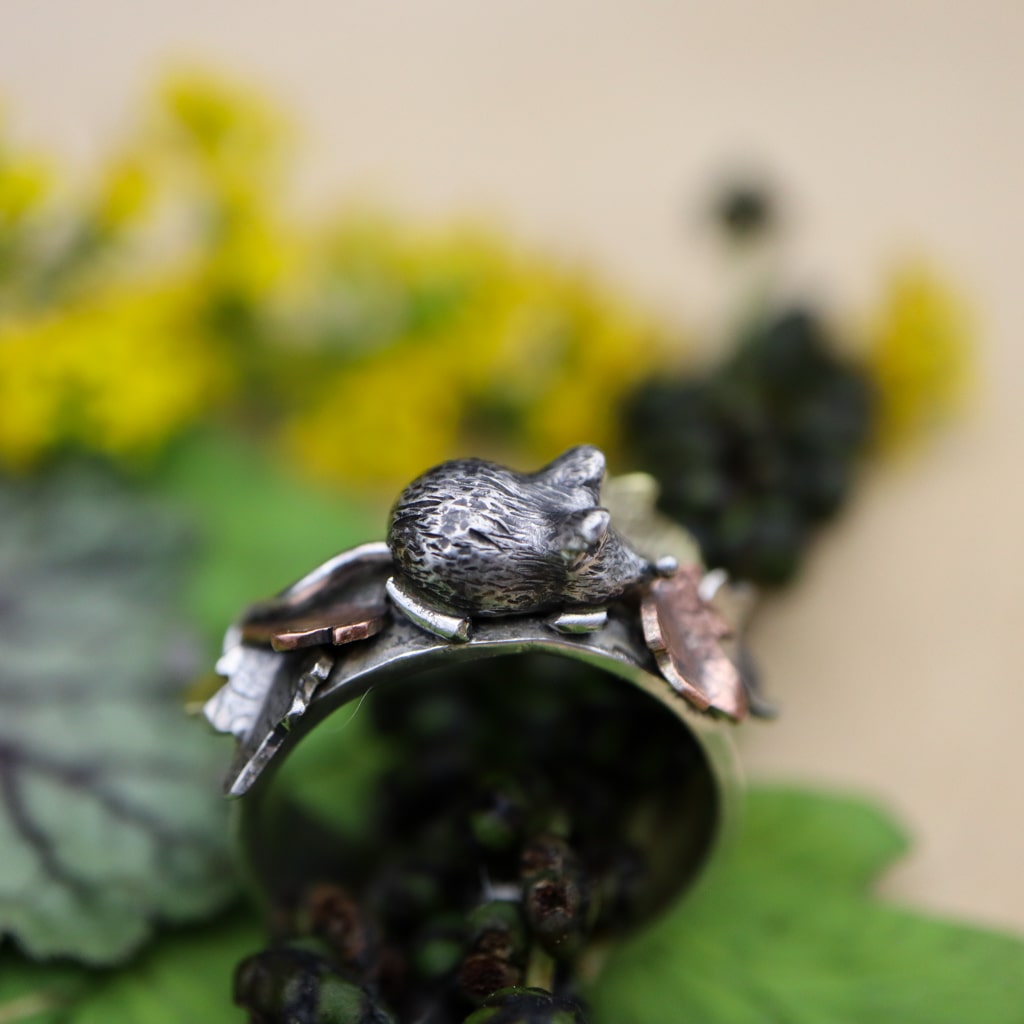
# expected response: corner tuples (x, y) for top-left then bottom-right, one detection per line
(0, 465), (236, 964)
(590, 787), (1024, 1024)
(0, 955), (85, 1023)
(0, 911), (262, 1024)
(65, 912), (262, 1024)
(153, 432), (380, 647)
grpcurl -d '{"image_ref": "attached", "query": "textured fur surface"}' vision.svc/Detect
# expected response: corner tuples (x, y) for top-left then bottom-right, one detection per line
(387, 446), (654, 616)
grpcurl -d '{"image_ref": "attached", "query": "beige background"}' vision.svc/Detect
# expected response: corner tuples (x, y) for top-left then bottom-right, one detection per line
(3, 2), (1021, 932)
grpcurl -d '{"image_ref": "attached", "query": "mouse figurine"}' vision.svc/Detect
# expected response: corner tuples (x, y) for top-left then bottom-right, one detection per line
(386, 445), (675, 641)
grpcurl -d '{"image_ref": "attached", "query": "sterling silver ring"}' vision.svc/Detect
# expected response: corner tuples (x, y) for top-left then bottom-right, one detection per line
(204, 446), (761, 916)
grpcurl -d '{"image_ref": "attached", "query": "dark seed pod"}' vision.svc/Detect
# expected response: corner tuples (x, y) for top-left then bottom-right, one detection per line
(465, 901), (528, 960)
(523, 872), (586, 958)
(233, 946), (396, 1024)
(458, 952), (524, 1004)
(305, 884), (377, 978)
(462, 986), (589, 1024)
(520, 836), (573, 880)
(458, 901), (529, 1002)
(520, 838), (591, 958)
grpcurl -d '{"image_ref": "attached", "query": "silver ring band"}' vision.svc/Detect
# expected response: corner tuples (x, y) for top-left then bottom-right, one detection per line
(204, 448), (754, 927)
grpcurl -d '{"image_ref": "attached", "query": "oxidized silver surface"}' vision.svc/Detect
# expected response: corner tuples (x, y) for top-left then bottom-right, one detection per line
(387, 446), (661, 627)
(205, 448), (763, 813)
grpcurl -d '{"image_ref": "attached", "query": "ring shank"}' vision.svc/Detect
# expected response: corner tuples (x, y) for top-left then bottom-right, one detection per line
(229, 609), (742, 924)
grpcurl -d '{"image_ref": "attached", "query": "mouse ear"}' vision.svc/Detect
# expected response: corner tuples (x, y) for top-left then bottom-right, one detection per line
(539, 445), (606, 499)
(555, 508), (611, 564)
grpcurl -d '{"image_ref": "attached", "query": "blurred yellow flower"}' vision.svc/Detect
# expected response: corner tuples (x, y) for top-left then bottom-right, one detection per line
(1, 70), (969, 496)
(200, 209), (301, 304)
(156, 70), (285, 175)
(0, 73), (673, 484)
(283, 348), (461, 488)
(93, 154), (153, 231)
(868, 264), (972, 450)
(0, 143), (51, 226)
(0, 282), (230, 470)
(280, 219), (666, 485)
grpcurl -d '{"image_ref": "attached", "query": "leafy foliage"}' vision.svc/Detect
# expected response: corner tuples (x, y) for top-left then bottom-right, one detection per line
(0, 953), (84, 1023)
(153, 433), (380, 650)
(0, 465), (236, 964)
(590, 788), (1024, 1024)
(67, 914), (262, 1024)
(0, 912), (263, 1024)
(3, 789), (1018, 1023)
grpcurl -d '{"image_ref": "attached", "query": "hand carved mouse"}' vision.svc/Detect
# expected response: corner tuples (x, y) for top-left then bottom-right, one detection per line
(386, 445), (672, 640)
